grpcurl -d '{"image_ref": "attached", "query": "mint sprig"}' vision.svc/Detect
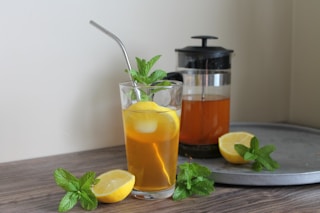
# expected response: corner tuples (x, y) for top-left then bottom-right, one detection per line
(125, 55), (171, 101)
(173, 162), (215, 201)
(54, 168), (99, 212)
(234, 137), (280, 172)
(126, 55), (168, 85)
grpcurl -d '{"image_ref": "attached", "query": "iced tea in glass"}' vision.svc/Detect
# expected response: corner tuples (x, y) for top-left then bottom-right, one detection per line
(119, 81), (182, 199)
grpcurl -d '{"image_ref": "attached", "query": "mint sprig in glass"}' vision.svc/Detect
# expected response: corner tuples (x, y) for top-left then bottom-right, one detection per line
(125, 55), (172, 101)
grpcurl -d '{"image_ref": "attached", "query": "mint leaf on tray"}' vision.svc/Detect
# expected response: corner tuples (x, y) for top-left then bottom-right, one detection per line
(235, 137), (280, 172)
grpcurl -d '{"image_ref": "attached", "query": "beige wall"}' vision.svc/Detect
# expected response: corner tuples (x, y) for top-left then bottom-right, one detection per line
(229, 0), (292, 122)
(0, 0), (316, 163)
(289, 0), (320, 128)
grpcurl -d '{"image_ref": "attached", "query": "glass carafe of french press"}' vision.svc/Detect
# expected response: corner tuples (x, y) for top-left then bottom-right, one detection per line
(169, 36), (234, 158)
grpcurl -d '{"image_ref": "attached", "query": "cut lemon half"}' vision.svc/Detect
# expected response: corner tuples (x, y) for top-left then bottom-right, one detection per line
(91, 169), (135, 203)
(218, 132), (254, 164)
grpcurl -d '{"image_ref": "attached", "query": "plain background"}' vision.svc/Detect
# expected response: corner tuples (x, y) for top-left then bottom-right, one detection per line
(0, 0), (319, 162)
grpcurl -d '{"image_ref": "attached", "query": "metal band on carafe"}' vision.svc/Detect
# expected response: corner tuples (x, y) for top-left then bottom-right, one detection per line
(178, 69), (231, 87)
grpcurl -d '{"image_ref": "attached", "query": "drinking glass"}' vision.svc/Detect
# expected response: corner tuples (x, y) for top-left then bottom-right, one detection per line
(119, 80), (183, 199)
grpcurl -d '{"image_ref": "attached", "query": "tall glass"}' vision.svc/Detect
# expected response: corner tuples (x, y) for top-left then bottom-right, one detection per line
(119, 80), (183, 200)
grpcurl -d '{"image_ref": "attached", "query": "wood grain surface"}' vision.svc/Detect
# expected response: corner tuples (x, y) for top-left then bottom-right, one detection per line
(0, 146), (319, 213)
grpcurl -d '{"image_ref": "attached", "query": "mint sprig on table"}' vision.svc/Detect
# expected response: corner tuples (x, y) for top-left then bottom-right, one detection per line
(125, 55), (171, 101)
(234, 137), (280, 172)
(54, 168), (99, 212)
(54, 163), (215, 209)
(173, 162), (215, 201)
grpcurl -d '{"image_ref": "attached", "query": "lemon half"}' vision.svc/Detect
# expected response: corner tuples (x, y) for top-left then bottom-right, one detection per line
(218, 132), (254, 164)
(91, 169), (135, 203)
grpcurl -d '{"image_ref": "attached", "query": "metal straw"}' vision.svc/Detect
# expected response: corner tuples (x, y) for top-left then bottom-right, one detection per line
(89, 20), (141, 100)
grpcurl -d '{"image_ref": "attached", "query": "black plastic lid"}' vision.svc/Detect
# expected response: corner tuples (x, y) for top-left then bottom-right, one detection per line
(175, 36), (234, 69)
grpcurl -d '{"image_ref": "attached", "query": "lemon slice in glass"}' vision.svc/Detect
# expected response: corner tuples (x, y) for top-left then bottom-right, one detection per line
(123, 101), (180, 141)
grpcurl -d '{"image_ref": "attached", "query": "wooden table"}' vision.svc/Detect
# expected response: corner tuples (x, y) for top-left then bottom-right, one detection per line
(1, 146), (319, 213)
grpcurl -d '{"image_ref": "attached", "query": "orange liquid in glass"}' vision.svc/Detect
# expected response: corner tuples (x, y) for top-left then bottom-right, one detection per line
(122, 108), (179, 191)
(180, 94), (230, 145)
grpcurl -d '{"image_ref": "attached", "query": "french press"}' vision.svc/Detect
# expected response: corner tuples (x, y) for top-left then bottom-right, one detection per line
(167, 36), (234, 158)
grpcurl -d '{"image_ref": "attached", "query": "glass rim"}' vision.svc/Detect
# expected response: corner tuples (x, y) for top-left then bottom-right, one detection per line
(119, 80), (183, 89)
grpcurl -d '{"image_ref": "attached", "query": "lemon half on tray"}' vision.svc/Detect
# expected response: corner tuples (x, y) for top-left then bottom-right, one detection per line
(218, 131), (254, 164)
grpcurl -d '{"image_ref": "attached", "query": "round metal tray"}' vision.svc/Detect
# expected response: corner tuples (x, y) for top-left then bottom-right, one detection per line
(178, 122), (320, 186)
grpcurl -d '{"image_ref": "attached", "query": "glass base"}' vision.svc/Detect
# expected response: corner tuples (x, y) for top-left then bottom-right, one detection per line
(131, 185), (175, 200)
(178, 143), (221, 158)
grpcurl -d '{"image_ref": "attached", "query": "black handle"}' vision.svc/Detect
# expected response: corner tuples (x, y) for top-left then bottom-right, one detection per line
(164, 72), (183, 82)
(191, 36), (218, 47)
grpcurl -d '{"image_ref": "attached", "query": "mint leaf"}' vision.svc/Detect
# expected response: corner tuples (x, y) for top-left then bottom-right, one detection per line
(190, 163), (211, 177)
(58, 192), (79, 212)
(234, 144), (249, 156)
(189, 176), (214, 196)
(259, 144), (276, 155)
(173, 162), (214, 201)
(250, 136), (260, 150)
(252, 161), (263, 172)
(79, 171), (96, 190)
(125, 55), (174, 102)
(244, 152), (257, 161)
(135, 55), (161, 77)
(176, 163), (193, 190)
(125, 55), (171, 96)
(234, 137), (280, 172)
(256, 147), (280, 171)
(54, 168), (79, 192)
(54, 168), (98, 212)
(145, 55), (161, 74)
(146, 70), (167, 84)
(153, 80), (172, 87)
(135, 57), (147, 76)
(173, 185), (190, 201)
(129, 55), (164, 85)
(79, 189), (98, 211)
(127, 69), (144, 84)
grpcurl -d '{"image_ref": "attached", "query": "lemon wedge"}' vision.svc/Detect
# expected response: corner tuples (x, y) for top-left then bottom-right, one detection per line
(218, 132), (254, 164)
(91, 169), (135, 203)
